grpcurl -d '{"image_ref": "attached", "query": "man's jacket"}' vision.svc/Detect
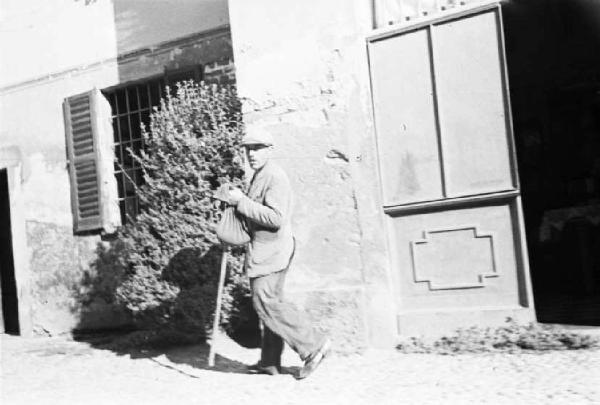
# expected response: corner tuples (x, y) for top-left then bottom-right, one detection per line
(236, 161), (295, 278)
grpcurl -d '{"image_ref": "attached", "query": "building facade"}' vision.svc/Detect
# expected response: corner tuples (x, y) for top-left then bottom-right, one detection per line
(3, 0), (599, 348)
(0, 0), (234, 336)
(228, 0), (536, 349)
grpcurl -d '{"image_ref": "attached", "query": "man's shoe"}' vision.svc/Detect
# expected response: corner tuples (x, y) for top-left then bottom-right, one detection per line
(246, 362), (280, 376)
(295, 339), (331, 380)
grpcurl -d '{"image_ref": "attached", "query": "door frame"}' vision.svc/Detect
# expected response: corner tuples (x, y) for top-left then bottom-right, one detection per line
(0, 147), (33, 336)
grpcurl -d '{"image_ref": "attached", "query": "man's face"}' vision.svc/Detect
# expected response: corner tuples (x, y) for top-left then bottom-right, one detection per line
(245, 144), (272, 170)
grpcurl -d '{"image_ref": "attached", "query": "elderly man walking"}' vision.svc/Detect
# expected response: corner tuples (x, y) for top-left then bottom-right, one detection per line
(223, 127), (331, 380)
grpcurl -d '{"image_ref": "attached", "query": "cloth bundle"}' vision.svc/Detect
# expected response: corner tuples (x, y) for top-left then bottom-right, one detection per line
(214, 183), (250, 246)
(216, 207), (250, 246)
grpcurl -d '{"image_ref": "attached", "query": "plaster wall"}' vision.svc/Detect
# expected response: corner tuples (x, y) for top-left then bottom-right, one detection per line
(0, 0), (234, 335)
(0, 0), (118, 88)
(228, 0), (397, 350)
(0, 0), (121, 336)
(0, 0), (230, 87)
(1, 67), (122, 336)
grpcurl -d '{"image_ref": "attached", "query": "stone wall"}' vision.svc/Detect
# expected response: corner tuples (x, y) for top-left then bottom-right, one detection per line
(228, 0), (397, 350)
(26, 221), (129, 335)
(203, 58), (236, 85)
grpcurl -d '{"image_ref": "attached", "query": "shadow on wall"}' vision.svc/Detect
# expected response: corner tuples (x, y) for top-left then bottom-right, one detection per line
(72, 80), (251, 351)
(75, 240), (260, 351)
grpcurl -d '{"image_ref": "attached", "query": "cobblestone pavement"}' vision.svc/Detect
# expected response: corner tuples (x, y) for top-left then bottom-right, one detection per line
(2, 333), (599, 405)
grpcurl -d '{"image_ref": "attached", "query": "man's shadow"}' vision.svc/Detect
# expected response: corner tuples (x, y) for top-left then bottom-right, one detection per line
(81, 336), (300, 378)
(143, 341), (300, 377)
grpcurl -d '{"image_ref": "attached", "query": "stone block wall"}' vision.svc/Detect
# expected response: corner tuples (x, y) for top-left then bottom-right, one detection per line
(204, 58), (236, 85)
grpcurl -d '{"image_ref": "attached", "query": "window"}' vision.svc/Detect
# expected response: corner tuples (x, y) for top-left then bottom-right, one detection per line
(64, 66), (202, 231)
(373, 0), (485, 28)
(103, 66), (202, 224)
(104, 77), (165, 224)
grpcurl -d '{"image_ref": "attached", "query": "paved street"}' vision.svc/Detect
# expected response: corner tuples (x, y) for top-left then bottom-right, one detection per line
(1, 333), (599, 405)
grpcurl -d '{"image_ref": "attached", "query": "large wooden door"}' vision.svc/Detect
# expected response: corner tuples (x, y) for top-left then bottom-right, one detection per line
(368, 3), (535, 335)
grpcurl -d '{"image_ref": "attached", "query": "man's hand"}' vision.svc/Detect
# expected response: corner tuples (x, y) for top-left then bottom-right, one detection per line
(214, 184), (245, 206)
(226, 187), (244, 205)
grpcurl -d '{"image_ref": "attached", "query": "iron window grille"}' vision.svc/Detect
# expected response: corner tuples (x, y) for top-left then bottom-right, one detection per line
(104, 77), (165, 224)
(103, 66), (202, 224)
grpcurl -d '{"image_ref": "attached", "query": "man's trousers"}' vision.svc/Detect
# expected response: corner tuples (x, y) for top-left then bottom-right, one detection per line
(250, 267), (324, 366)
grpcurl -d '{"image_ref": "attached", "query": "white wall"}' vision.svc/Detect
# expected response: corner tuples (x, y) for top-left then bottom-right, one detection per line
(0, 0), (120, 223)
(0, 0), (121, 335)
(0, 0), (229, 88)
(0, 0), (118, 88)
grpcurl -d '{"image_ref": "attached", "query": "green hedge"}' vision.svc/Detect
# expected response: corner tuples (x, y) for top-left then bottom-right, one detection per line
(95, 82), (255, 342)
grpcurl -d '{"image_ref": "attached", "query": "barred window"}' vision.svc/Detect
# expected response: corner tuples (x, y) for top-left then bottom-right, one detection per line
(102, 65), (202, 224)
(104, 78), (165, 224)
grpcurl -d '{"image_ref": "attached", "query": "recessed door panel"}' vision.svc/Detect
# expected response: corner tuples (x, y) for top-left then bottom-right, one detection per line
(433, 11), (514, 196)
(390, 203), (521, 311)
(369, 29), (444, 206)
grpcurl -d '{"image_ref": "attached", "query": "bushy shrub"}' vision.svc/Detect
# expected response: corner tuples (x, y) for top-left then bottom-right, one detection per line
(110, 82), (253, 340)
(396, 318), (600, 354)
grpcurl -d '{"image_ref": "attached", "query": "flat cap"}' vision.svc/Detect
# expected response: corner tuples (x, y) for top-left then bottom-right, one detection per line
(241, 127), (274, 146)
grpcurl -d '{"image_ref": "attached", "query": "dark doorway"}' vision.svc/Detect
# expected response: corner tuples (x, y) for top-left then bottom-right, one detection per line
(503, 0), (600, 325)
(1, 168), (20, 334)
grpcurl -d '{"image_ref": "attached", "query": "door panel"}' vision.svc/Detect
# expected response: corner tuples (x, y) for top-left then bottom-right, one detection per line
(368, 3), (535, 335)
(369, 29), (444, 206)
(433, 11), (514, 196)
(390, 202), (521, 310)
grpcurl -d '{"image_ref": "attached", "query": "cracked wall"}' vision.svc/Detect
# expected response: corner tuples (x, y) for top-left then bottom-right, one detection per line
(229, 0), (397, 349)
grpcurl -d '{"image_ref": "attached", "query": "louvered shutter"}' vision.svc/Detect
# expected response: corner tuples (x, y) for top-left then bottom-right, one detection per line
(63, 88), (121, 233)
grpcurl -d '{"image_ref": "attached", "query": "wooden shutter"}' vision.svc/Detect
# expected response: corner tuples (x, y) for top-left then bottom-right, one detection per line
(63, 88), (121, 233)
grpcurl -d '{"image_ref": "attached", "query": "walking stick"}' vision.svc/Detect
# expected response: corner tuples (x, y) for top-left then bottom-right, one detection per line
(208, 246), (229, 367)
